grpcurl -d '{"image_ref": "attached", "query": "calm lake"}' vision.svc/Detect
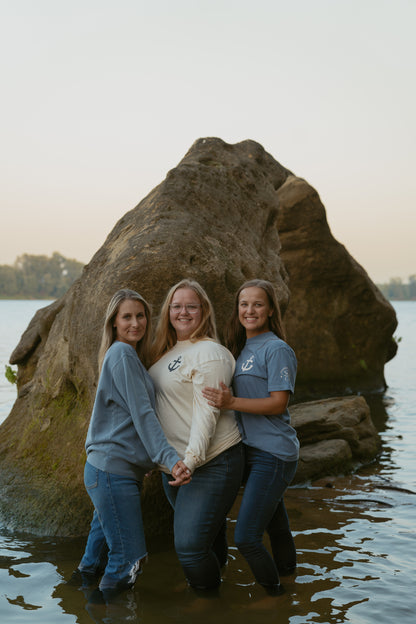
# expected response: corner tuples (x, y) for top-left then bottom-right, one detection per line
(0, 300), (415, 624)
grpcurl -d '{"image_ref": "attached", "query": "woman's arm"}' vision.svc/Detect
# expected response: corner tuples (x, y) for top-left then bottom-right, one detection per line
(184, 355), (235, 472)
(116, 350), (190, 475)
(202, 382), (290, 416)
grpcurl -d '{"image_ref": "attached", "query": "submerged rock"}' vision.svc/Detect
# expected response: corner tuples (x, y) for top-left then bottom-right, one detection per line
(0, 138), (394, 536)
(291, 395), (381, 483)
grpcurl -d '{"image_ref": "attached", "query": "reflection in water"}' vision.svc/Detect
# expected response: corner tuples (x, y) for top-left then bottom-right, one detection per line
(2, 464), (414, 624)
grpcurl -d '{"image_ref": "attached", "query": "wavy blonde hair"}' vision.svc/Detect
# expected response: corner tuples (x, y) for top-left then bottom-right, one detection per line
(224, 279), (286, 359)
(98, 288), (153, 370)
(151, 279), (218, 363)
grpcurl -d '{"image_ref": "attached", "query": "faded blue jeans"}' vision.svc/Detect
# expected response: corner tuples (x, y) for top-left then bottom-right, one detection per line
(163, 442), (244, 590)
(235, 446), (298, 592)
(79, 461), (147, 591)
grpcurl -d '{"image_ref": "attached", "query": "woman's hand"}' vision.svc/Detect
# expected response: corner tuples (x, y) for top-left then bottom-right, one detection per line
(169, 460), (192, 487)
(202, 382), (234, 410)
(203, 385), (290, 416)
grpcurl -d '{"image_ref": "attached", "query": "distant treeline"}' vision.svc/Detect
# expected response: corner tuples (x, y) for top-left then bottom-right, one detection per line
(376, 276), (416, 301)
(0, 253), (414, 301)
(0, 253), (84, 299)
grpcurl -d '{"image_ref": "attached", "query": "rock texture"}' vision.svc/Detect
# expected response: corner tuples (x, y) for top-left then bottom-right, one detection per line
(0, 138), (394, 536)
(276, 175), (397, 397)
(291, 395), (381, 484)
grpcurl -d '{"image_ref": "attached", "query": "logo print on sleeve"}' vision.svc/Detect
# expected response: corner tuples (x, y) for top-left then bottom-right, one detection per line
(241, 355), (255, 372)
(279, 366), (290, 382)
(168, 355), (182, 372)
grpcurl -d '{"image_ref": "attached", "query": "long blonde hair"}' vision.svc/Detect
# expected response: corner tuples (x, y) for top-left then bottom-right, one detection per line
(151, 279), (218, 363)
(98, 288), (153, 370)
(225, 279), (286, 359)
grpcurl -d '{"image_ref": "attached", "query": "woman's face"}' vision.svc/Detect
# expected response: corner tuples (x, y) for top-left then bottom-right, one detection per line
(169, 287), (202, 341)
(113, 299), (147, 348)
(238, 286), (273, 338)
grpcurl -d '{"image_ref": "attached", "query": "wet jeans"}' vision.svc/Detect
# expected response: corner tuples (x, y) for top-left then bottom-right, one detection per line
(235, 446), (298, 591)
(79, 461), (147, 591)
(163, 442), (244, 590)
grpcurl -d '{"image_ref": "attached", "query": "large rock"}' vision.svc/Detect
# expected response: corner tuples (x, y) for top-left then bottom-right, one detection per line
(0, 138), (291, 536)
(276, 175), (397, 397)
(0, 138), (394, 536)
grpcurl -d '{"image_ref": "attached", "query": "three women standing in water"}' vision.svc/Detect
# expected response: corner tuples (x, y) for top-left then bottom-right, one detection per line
(75, 278), (299, 598)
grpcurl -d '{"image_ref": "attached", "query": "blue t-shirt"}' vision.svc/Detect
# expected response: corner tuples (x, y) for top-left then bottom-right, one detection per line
(233, 332), (299, 461)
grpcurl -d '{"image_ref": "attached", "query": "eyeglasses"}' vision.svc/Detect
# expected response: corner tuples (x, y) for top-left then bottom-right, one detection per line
(169, 304), (201, 314)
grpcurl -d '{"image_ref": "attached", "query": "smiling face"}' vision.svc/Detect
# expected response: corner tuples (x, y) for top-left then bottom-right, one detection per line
(113, 299), (147, 348)
(169, 287), (202, 341)
(238, 286), (273, 338)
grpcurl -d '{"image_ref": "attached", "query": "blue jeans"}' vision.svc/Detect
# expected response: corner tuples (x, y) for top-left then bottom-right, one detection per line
(235, 446), (298, 592)
(79, 461), (147, 591)
(163, 442), (244, 590)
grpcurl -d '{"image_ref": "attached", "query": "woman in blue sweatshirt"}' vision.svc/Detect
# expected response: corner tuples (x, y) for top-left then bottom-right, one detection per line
(72, 289), (190, 596)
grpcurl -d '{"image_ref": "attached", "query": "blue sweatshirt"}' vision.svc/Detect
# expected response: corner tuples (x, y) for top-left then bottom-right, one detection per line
(85, 341), (180, 480)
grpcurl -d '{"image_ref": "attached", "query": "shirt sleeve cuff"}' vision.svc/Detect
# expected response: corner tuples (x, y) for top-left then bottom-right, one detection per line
(184, 453), (198, 474)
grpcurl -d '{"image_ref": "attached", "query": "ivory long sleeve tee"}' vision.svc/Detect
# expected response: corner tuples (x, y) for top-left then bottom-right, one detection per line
(85, 341), (181, 481)
(149, 339), (241, 474)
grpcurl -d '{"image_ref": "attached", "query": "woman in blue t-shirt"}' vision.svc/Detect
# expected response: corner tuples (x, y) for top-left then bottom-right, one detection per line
(203, 279), (299, 596)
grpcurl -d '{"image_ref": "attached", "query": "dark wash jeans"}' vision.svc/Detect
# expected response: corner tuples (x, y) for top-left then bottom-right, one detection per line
(79, 461), (147, 591)
(163, 442), (244, 590)
(235, 445), (298, 591)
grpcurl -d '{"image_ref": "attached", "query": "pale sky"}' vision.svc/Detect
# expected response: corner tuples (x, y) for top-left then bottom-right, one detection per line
(1, 0), (415, 283)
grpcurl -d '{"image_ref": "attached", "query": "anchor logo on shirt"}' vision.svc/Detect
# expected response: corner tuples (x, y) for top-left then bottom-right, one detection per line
(168, 355), (182, 371)
(241, 355), (254, 372)
(280, 366), (290, 382)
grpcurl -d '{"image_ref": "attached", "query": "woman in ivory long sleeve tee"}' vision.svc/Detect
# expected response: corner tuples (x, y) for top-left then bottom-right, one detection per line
(149, 279), (243, 591)
(149, 338), (241, 474)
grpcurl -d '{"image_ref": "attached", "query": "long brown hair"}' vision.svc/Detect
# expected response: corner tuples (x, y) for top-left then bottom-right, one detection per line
(98, 288), (153, 370)
(224, 279), (286, 358)
(151, 279), (218, 363)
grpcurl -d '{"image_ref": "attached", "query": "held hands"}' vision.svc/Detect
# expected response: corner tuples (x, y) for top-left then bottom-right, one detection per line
(169, 460), (192, 487)
(202, 382), (234, 410)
